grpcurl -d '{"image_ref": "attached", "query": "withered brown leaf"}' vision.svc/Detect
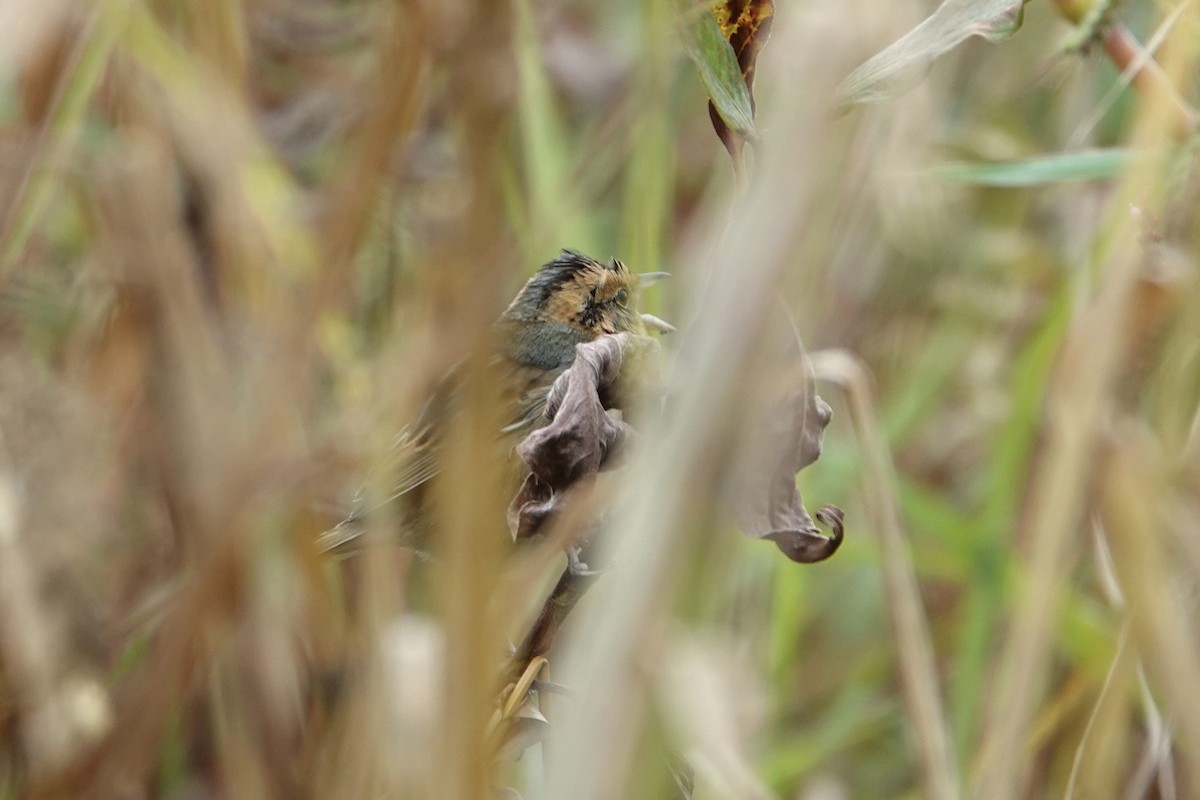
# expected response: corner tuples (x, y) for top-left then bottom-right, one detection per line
(726, 307), (843, 563)
(507, 333), (655, 540)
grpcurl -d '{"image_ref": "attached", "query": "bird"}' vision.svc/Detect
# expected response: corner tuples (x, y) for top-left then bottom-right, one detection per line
(319, 249), (673, 555)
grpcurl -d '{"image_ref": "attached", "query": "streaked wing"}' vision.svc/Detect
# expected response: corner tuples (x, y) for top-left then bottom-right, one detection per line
(320, 373), (455, 554)
(317, 423), (440, 554)
(320, 359), (558, 555)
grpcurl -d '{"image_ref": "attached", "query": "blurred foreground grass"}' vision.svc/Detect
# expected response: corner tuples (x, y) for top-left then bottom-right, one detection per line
(0, 1), (1198, 798)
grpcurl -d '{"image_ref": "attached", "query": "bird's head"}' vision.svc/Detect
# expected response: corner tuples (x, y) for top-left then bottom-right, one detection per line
(503, 250), (672, 339)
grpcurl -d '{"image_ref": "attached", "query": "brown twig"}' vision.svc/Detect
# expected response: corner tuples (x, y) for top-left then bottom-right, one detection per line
(809, 349), (961, 800)
(1050, 0), (1198, 140)
(1102, 23), (1198, 139)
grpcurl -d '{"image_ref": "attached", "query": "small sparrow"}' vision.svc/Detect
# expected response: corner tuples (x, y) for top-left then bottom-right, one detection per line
(321, 249), (672, 554)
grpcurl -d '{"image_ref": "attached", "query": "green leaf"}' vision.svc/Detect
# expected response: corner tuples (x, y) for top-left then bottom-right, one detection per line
(840, 0), (1028, 106)
(680, 8), (756, 140)
(935, 148), (1135, 186)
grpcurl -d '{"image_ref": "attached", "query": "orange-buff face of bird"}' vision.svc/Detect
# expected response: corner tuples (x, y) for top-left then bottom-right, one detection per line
(502, 250), (647, 338)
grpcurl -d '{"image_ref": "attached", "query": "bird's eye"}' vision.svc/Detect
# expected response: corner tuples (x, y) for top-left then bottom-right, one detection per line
(614, 289), (629, 307)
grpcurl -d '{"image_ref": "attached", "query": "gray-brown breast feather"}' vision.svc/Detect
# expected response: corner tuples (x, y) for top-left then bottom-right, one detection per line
(505, 320), (586, 370)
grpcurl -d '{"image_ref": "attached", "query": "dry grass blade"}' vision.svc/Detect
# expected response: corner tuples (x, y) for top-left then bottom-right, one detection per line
(976, 6), (1200, 795)
(543, 11), (854, 797)
(975, 215), (1138, 799)
(809, 349), (959, 800)
(0, 0), (131, 277)
(660, 634), (774, 799)
(0, 474), (112, 780)
(1098, 423), (1200, 771)
(1123, 668), (1178, 800)
(1063, 626), (1136, 800)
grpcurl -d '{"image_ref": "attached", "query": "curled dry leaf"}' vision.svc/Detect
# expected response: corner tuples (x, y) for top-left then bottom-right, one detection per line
(660, 634), (771, 798)
(507, 333), (657, 539)
(727, 309), (843, 563)
(493, 701), (550, 762)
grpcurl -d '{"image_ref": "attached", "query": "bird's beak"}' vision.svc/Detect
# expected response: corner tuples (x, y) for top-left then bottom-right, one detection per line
(638, 271), (671, 287)
(640, 313), (676, 334)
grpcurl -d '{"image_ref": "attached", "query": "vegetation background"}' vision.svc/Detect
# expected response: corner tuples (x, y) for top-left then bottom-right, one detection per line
(0, 0), (1197, 798)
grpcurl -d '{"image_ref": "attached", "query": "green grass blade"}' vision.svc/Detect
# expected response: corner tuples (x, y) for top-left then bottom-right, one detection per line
(935, 149), (1137, 186)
